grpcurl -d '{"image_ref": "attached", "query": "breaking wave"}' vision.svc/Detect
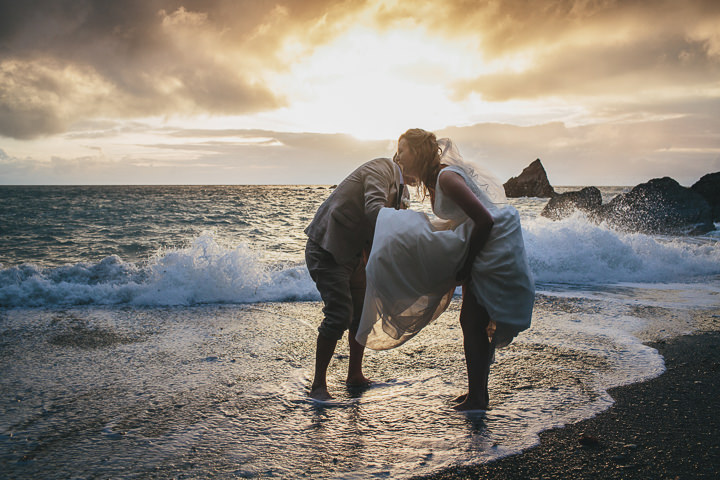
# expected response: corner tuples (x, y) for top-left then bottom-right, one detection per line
(2, 220), (719, 308)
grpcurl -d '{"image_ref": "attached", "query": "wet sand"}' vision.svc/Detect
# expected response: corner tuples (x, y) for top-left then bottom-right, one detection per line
(416, 315), (720, 480)
(3, 305), (717, 479)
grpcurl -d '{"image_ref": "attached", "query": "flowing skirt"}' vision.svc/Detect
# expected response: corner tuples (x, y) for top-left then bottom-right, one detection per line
(356, 207), (534, 350)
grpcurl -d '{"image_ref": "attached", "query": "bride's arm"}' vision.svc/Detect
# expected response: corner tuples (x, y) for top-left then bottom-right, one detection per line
(438, 171), (494, 283)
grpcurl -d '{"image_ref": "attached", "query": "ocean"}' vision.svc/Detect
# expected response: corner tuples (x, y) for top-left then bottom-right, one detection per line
(1, 185), (719, 479)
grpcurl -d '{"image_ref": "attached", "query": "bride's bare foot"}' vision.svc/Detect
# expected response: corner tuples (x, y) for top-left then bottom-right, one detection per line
(345, 374), (372, 387)
(309, 385), (333, 401)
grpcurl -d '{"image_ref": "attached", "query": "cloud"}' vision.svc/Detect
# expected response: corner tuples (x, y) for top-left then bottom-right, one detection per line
(426, 0), (720, 102)
(438, 111), (720, 186)
(0, 58), (125, 139)
(453, 34), (720, 102)
(363, 1), (720, 107)
(143, 128), (393, 183)
(0, 0), (365, 138)
(0, 127), (394, 184)
(0, 149), (33, 178)
(2, 0), (719, 177)
(0, 146), (122, 183)
(382, 0), (720, 56)
(3, 116), (718, 186)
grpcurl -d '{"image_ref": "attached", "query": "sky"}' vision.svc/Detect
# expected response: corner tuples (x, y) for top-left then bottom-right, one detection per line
(1, 0), (719, 186)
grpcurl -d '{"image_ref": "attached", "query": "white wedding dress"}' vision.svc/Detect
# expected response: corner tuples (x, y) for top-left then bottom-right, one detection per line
(356, 140), (535, 350)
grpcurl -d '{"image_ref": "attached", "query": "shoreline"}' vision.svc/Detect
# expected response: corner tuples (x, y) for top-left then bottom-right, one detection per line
(416, 324), (720, 479)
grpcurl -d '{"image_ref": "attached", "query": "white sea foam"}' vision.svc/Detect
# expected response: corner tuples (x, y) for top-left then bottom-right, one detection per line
(2, 220), (719, 307)
(0, 233), (319, 307)
(524, 212), (720, 284)
(0, 298), (671, 479)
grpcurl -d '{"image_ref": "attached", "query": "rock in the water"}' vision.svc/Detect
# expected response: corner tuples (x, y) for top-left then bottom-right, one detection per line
(691, 172), (720, 222)
(503, 159), (556, 198)
(593, 177), (714, 235)
(541, 187), (602, 220)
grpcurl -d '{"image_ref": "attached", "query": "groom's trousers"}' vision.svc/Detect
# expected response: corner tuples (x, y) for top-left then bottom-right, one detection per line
(305, 238), (366, 342)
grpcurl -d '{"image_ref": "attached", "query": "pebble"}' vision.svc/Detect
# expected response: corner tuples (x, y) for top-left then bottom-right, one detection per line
(579, 433), (599, 446)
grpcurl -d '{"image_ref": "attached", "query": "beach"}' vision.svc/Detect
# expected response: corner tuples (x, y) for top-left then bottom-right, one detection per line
(418, 311), (720, 480)
(1, 185), (719, 479)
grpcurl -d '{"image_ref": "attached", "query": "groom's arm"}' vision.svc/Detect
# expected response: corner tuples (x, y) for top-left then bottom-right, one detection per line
(361, 158), (395, 230)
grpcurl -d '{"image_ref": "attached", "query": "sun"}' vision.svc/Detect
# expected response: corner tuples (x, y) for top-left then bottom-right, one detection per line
(267, 25), (490, 139)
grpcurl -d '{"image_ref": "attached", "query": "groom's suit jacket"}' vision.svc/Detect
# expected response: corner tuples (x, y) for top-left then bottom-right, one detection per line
(305, 157), (405, 265)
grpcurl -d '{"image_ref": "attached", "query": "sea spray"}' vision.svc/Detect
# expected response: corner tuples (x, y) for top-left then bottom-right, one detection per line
(0, 233), (319, 307)
(524, 211), (720, 283)
(136, 232), (273, 305)
(2, 221), (719, 307)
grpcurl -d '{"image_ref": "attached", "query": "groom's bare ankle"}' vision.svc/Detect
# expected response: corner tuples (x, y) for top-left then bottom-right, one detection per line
(346, 373), (372, 387)
(309, 384), (333, 400)
(451, 396), (489, 411)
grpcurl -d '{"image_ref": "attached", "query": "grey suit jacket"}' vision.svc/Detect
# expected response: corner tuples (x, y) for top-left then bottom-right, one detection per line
(305, 157), (404, 265)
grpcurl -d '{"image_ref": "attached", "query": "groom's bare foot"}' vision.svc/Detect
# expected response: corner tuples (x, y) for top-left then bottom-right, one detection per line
(452, 397), (489, 412)
(345, 374), (372, 387)
(453, 390), (490, 404)
(309, 385), (333, 401)
(451, 393), (467, 404)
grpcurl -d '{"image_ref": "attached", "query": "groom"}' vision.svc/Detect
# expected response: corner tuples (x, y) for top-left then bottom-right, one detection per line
(305, 156), (406, 400)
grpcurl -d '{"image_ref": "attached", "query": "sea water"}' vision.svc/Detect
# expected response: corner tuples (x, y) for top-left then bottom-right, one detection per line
(1, 185), (719, 479)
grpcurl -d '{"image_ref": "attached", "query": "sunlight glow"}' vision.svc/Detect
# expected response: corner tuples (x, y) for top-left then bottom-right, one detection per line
(268, 26), (498, 139)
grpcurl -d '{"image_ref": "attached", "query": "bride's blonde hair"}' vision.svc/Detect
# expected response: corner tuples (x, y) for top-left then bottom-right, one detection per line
(398, 128), (440, 198)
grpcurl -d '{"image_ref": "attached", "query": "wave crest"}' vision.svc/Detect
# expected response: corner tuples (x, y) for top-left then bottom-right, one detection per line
(0, 233), (319, 307)
(2, 221), (719, 308)
(524, 213), (720, 283)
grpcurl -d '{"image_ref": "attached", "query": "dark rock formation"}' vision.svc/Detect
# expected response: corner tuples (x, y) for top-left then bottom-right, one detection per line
(691, 172), (720, 222)
(593, 177), (714, 235)
(541, 187), (603, 220)
(503, 159), (556, 198)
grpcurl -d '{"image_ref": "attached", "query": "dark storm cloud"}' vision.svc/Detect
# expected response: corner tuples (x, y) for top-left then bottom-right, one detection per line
(454, 34), (720, 101)
(0, 0), (366, 139)
(387, 0), (720, 55)
(2, 0), (719, 145)
(427, 0), (720, 100)
(369, 0), (720, 101)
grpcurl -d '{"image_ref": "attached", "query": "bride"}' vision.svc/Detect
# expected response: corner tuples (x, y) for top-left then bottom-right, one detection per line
(356, 129), (535, 411)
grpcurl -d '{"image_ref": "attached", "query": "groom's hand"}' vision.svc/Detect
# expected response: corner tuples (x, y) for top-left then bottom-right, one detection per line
(455, 262), (472, 285)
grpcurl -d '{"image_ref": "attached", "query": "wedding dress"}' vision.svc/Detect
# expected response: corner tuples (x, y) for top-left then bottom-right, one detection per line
(356, 139), (535, 350)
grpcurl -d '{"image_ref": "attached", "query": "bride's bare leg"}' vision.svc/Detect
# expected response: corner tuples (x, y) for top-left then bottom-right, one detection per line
(453, 287), (491, 411)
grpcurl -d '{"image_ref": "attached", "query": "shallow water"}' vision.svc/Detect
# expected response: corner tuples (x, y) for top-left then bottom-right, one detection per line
(3, 285), (716, 479)
(1, 185), (719, 478)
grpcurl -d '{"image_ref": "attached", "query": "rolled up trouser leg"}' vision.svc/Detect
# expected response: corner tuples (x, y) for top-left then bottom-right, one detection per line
(305, 238), (362, 341)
